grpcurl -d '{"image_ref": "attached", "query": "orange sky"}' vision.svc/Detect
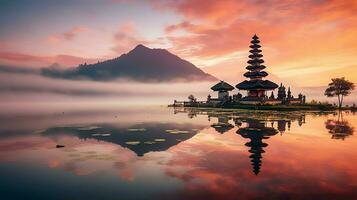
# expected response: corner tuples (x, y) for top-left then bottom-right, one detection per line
(0, 0), (356, 87)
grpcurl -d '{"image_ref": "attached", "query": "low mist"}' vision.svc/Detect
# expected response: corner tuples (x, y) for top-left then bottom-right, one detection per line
(0, 65), (356, 107)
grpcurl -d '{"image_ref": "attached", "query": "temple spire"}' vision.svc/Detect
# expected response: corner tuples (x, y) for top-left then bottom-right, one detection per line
(245, 35), (267, 76)
(236, 35), (278, 99)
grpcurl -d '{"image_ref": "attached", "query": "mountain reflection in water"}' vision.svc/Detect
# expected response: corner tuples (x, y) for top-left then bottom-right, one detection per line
(0, 105), (356, 200)
(41, 123), (205, 157)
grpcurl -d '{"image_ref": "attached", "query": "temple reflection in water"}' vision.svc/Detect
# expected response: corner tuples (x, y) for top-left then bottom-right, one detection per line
(38, 107), (353, 176)
(210, 114), (235, 134)
(174, 107), (307, 174)
(236, 118), (278, 175)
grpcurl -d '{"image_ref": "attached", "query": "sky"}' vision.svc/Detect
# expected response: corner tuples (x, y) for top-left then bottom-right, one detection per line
(0, 0), (356, 100)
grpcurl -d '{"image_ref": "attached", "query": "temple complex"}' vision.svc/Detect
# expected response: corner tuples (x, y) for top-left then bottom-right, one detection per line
(173, 34), (306, 107)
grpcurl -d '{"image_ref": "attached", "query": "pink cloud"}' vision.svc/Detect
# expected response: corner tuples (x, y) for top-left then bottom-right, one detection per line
(111, 22), (142, 53)
(0, 51), (98, 67)
(112, 21), (167, 54)
(47, 26), (89, 44)
(152, 0), (357, 86)
(159, 0), (357, 58)
(63, 26), (88, 40)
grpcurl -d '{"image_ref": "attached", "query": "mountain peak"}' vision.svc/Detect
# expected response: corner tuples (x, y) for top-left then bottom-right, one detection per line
(133, 44), (150, 50)
(42, 44), (217, 82)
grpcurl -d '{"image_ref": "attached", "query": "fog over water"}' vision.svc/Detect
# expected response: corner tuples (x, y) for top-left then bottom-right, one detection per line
(0, 69), (214, 104)
(0, 65), (356, 105)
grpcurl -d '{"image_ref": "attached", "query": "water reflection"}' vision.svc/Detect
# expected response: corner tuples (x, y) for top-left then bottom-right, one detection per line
(1, 105), (357, 200)
(236, 118), (278, 175)
(41, 123), (205, 157)
(210, 116), (234, 134)
(325, 112), (354, 140)
(175, 108), (309, 175)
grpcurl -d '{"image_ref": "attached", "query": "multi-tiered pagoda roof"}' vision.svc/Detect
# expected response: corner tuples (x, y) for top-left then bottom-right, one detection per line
(236, 35), (278, 91)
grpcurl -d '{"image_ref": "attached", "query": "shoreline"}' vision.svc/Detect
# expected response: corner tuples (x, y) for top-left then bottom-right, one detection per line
(169, 104), (356, 112)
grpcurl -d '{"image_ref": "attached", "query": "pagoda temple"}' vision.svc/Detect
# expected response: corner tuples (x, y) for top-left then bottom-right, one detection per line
(236, 35), (279, 103)
(172, 34), (306, 107)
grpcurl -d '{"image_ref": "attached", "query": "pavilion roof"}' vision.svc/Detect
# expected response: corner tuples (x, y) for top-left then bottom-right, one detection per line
(211, 81), (234, 91)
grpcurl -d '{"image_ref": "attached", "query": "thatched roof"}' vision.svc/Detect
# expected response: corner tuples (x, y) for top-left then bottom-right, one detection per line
(249, 44), (261, 49)
(211, 81), (234, 91)
(246, 65), (266, 70)
(244, 71), (268, 78)
(247, 58), (264, 65)
(248, 54), (263, 58)
(236, 80), (278, 90)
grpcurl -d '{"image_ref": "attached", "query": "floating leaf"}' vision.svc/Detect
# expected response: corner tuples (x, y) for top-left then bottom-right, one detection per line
(128, 128), (147, 132)
(125, 141), (140, 145)
(166, 129), (190, 134)
(144, 141), (156, 144)
(92, 132), (111, 136)
(77, 126), (101, 131)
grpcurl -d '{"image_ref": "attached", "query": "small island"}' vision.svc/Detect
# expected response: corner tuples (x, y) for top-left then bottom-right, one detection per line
(171, 35), (355, 111)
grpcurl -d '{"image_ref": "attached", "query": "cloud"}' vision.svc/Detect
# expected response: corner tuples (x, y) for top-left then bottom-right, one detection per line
(153, 0), (357, 86)
(47, 26), (89, 44)
(112, 22), (142, 53)
(112, 21), (167, 54)
(0, 52), (99, 67)
(161, 0), (357, 57)
(63, 26), (88, 40)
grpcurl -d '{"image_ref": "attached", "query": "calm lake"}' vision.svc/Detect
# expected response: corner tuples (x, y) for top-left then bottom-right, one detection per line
(0, 104), (357, 200)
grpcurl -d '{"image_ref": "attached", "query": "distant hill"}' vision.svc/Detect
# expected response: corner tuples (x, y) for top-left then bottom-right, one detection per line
(42, 44), (217, 82)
